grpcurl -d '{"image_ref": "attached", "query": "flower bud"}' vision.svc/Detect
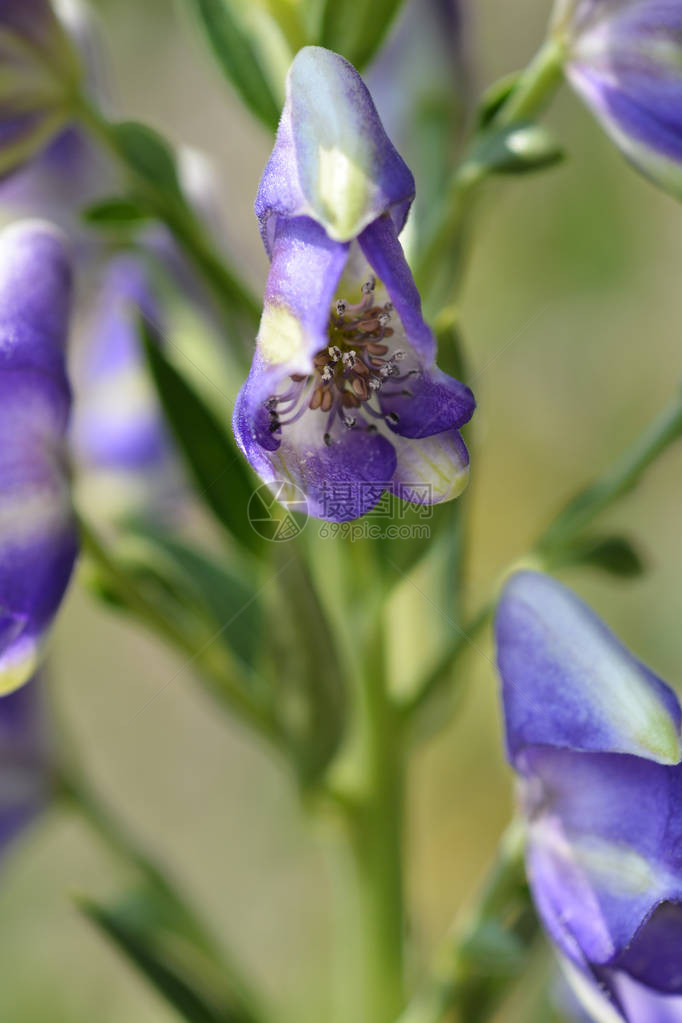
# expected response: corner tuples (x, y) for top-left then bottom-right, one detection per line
(496, 571), (682, 1023)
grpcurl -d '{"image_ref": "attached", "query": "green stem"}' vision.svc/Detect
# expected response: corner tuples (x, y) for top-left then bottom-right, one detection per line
(494, 37), (565, 126)
(396, 821), (532, 1023)
(75, 97), (260, 329)
(415, 36), (565, 296)
(338, 619), (406, 1023)
(537, 391), (682, 556)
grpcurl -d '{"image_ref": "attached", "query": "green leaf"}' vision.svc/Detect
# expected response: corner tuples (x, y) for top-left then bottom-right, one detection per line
(476, 71), (523, 128)
(189, 0), (281, 131)
(110, 121), (182, 199)
(140, 319), (264, 558)
(126, 524), (262, 668)
(469, 122), (564, 176)
(82, 196), (151, 225)
(78, 894), (264, 1023)
(313, 0), (407, 69)
(550, 534), (647, 577)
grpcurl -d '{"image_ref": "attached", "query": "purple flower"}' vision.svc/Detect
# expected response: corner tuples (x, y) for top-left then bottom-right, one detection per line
(0, 220), (77, 693)
(0, 0), (82, 179)
(72, 254), (181, 519)
(496, 570), (682, 1023)
(554, 0), (682, 200)
(0, 674), (50, 858)
(234, 47), (475, 521)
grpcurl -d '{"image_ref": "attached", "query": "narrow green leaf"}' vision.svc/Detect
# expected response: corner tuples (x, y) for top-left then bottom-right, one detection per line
(126, 524), (262, 667)
(189, 0), (281, 131)
(82, 196), (150, 225)
(140, 319), (263, 558)
(78, 896), (258, 1023)
(315, 0), (406, 69)
(549, 534), (646, 577)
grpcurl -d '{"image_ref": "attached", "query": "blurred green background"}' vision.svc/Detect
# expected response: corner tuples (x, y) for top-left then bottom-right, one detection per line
(1, 0), (681, 1019)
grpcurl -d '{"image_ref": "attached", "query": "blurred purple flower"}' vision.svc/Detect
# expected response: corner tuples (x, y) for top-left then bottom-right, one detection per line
(554, 0), (682, 200)
(72, 254), (182, 520)
(0, 220), (77, 694)
(0, 0), (82, 180)
(0, 675), (50, 858)
(234, 47), (474, 521)
(496, 570), (682, 1023)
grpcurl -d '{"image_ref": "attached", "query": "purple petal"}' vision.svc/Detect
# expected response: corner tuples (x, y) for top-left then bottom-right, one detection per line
(0, 673), (50, 857)
(610, 971), (682, 1022)
(234, 215), (349, 432)
(256, 46), (414, 252)
(565, 0), (682, 197)
(0, 221), (77, 692)
(73, 255), (169, 471)
(524, 750), (682, 970)
(495, 571), (682, 766)
(235, 383), (397, 521)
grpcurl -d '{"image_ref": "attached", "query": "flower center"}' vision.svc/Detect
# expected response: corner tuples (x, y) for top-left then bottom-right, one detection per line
(264, 276), (416, 446)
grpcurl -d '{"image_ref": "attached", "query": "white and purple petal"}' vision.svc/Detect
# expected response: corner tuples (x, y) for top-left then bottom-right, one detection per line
(496, 571), (682, 766)
(255, 46), (415, 252)
(0, 221), (77, 693)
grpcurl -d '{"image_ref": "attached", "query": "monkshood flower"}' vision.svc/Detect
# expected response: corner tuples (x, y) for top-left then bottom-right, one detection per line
(0, 0), (82, 179)
(495, 570), (682, 1023)
(72, 254), (181, 520)
(0, 675), (50, 860)
(553, 0), (682, 200)
(0, 221), (77, 694)
(234, 47), (475, 521)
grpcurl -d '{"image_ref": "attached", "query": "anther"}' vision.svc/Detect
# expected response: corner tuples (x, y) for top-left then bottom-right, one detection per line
(386, 411), (400, 425)
(361, 275), (376, 295)
(328, 345), (342, 362)
(384, 302), (393, 312)
(264, 396), (278, 411)
(377, 312), (390, 327)
(323, 432), (332, 446)
(368, 376), (382, 392)
(335, 299), (347, 317)
(321, 365), (334, 383)
(343, 414), (357, 429)
(268, 419), (281, 433)
(342, 350), (357, 369)
(393, 350), (405, 361)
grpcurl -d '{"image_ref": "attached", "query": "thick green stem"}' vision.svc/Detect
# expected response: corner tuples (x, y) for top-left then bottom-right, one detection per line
(333, 619), (405, 1023)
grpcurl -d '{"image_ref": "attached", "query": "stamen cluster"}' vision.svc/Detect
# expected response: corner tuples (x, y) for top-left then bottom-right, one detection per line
(265, 277), (416, 446)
